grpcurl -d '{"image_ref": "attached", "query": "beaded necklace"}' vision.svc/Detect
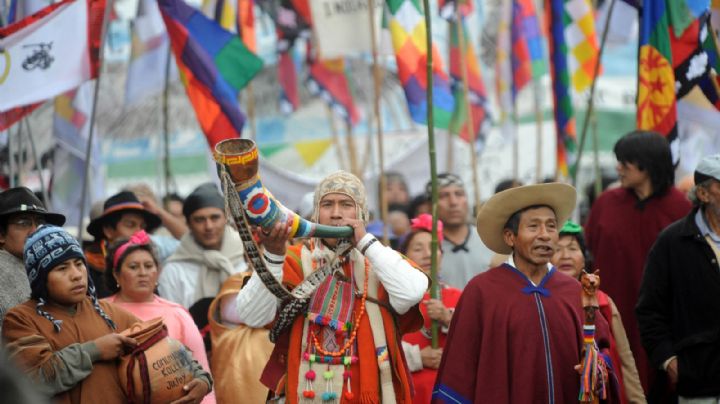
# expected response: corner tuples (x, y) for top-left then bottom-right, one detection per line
(302, 255), (369, 401)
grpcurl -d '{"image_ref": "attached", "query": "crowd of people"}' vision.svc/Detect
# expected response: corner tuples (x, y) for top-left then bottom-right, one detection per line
(0, 129), (718, 403)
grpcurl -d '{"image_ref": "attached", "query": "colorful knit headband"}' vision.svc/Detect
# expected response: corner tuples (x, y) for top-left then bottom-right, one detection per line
(113, 230), (151, 269)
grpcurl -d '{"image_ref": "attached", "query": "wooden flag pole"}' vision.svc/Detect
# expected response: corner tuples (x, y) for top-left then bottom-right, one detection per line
(454, 14), (481, 211)
(8, 125), (16, 188)
(345, 119), (360, 177)
(77, 0), (115, 240)
(534, 80), (544, 182)
(420, 0), (440, 349)
(246, 83), (257, 140)
(24, 118), (49, 209)
(327, 106), (347, 171)
(571, 0), (616, 185)
(162, 44), (172, 196)
(512, 103), (519, 180)
(367, 0), (389, 245)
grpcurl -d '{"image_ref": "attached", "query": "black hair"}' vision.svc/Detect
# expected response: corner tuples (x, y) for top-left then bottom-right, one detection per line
(613, 130), (674, 197)
(407, 194), (431, 219)
(104, 238), (159, 294)
(503, 204), (554, 235)
(494, 179), (522, 194)
(398, 228), (443, 256)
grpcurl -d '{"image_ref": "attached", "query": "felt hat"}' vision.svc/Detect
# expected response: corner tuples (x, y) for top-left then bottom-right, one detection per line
(86, 191), (161, 239)
(476, 183), (577, 254)
(695, 154), (720, 184)
(0, 187), (65, 225)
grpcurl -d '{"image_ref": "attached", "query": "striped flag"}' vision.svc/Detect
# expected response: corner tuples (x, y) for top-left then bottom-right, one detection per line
(546, 0), (577, 177)
(564, 0), (601, 92)
(495, 0), (514, 122)
(386, 0), (455, 128)
(448, 18), (490, 145)
(307, 57), (360, 125)
(159, 0), (263, 148)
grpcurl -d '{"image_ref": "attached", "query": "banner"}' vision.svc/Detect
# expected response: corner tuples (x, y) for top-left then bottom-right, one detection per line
(0, 0), (91, 112)
(310, 0), (383, 58)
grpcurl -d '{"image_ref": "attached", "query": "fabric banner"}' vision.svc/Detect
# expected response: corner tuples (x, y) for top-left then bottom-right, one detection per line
(309, 0), (383, 58)
(0, 0), (91, 112)
(124, 0), (178, 106)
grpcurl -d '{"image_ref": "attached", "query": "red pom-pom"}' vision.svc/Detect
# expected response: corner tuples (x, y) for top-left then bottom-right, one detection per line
(343, 391), (355, 400)
(305, 369), (316, 381)
(342, 370), (351, 380)
(303, 390), (316, 398)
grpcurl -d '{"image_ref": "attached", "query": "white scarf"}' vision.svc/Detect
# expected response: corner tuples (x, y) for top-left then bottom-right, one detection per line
(166, 226), (245, 303)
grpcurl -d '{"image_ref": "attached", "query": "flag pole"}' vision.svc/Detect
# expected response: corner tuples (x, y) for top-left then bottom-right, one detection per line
(571, 0), (616, 185)
(162, 44), (172, 196)
(8, 125), (16, 188)
(534, 80), (544, 182)
(445, 24), (454, 173)
(245, 83), (257, 140)
(367, 0), (389, 245)
(420, 0), (440, 349)
(453, 14), (481, 211)
(77, 0), (114, 239)
(24, 118), (49, 208)
(327, 106), (347, 171)
(512, 103), (519, 180)
(345, 119), (360, 177)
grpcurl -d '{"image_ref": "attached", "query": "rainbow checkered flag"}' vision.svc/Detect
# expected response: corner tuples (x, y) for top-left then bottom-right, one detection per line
(386, 0), (455, 128)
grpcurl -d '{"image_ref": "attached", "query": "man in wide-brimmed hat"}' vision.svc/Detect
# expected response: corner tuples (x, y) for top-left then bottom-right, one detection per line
(84, 191), (166, 298)
(433, 183), (616, 404)
(0, 187), (65, 330)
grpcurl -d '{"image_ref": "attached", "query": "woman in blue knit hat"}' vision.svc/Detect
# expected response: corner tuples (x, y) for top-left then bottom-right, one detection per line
(1, 225), (212, 404)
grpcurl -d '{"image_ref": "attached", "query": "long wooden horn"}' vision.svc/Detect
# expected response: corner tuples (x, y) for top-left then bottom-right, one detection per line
(214, 138), (353, 239)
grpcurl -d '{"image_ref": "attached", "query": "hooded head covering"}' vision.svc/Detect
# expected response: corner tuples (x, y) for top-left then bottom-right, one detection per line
(24, 225), (115, 332)
(311, 171), (369, 224)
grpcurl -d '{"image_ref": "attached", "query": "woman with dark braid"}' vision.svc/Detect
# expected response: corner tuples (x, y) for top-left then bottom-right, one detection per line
(1, 225), (212, 404)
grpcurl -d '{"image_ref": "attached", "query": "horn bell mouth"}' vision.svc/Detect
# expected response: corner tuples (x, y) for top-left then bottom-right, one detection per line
(214, 138), (259, 183)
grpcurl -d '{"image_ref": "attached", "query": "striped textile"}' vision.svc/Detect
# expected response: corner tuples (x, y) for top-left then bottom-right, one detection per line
(386, 0), (455, 128)
(158, 0), (263, 148)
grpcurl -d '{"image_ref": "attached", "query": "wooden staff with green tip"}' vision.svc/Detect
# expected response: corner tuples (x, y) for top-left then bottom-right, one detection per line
(421, 0), (440, 349)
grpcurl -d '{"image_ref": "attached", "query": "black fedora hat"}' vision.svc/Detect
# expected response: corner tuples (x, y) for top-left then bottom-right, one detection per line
(0, 187), (65, 226)
(86, 191), (161, 239)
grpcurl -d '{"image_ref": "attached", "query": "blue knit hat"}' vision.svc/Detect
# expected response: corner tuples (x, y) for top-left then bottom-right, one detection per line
(23, 225), (115, 332)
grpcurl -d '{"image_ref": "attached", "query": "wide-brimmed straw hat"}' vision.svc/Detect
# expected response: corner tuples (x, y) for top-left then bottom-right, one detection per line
(476, 183), (577, 254)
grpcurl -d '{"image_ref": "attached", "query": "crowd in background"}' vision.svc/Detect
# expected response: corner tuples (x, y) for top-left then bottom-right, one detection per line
(0, 130), (718, 403)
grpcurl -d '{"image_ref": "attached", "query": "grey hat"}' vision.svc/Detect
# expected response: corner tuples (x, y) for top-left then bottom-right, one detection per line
(694, 155), (720, 185)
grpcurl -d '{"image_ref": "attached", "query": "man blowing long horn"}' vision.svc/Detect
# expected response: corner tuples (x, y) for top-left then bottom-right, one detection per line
(226, 170), (428, 403)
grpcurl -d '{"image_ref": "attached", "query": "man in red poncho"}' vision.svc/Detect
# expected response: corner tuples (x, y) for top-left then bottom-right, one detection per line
(433, 183), (617, 403)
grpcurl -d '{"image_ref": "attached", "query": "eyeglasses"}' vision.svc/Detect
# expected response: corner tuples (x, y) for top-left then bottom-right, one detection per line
(8, 216), (46, 229)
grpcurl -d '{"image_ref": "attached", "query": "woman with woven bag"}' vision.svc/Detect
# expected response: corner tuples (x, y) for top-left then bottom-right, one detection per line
(1, 225), (212, 404)
(103, 230), (216, 403)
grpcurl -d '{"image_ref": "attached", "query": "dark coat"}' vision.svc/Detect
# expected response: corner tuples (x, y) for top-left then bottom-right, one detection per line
(636, 207), (720, 397)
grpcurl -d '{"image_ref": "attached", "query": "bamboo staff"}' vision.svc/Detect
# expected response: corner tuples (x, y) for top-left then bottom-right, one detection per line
(453, 14), (481, 211)
(8, 124), (16, 187)
(77, 0), (115, 240)
(571, 0), (616, 185)
(420, 0), (440, 349)
(367, 0), (389, 245)
(24, 119), (49, 208)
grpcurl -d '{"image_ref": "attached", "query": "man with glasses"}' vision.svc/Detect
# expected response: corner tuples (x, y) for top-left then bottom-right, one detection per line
(0, 187), (65, 330)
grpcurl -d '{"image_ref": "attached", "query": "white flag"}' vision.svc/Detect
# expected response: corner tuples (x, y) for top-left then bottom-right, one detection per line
(0, 0), (91, 112)
(124, 0), (178, 106)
